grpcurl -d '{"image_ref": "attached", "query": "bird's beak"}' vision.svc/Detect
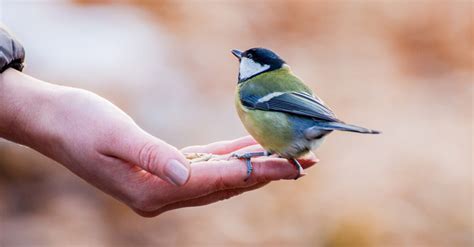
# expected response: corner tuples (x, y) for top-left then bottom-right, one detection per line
(231, 49), (242, 60)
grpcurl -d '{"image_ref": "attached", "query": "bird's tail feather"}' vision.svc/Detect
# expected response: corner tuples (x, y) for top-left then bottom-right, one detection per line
(315, 122), (381, 134)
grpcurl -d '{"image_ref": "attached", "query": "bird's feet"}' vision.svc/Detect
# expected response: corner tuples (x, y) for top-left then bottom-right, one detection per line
(290, 158), (306, 180)
(231, 151), (271, 181)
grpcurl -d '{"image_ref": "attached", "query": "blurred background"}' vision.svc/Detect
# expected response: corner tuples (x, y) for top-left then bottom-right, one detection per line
(0, 0), (472, 246)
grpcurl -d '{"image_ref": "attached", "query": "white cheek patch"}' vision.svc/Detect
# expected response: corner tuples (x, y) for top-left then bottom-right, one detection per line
(239, 57), (270, 81)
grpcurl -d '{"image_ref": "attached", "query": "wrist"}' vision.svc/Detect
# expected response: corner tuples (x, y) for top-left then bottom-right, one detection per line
(0, 69), (60, 149)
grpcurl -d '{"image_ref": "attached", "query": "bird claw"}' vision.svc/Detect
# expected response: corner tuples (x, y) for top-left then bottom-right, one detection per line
(231, 151), (269, 181)
(290, 158), (306, 180)
(232, 152), (305, 180)
(243, 158), (253, 181)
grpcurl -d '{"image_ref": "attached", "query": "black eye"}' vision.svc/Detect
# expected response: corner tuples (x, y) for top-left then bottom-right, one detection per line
(247, 53), (253, 59)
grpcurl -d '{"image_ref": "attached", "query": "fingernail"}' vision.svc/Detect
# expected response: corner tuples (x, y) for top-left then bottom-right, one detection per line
(164, 160), (190, 186)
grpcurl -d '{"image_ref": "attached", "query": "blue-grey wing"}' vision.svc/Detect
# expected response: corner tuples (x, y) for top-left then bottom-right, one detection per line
(241, 91), (340, 122)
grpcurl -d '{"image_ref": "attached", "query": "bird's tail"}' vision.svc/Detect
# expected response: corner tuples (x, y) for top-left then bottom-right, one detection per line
(316, 121), (381, 134)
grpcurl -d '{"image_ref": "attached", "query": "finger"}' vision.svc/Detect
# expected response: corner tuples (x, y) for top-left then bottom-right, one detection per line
(180, 135), (257, 154)
(209, 145), (319, 168)
(230, 144), (265, 154)
(210, 144), (319, 167)
(245, 149), (319, 168)
(296, 151), (320, 167)
(145, 156), (318, 207)
(137, 183), (269, 217)
(101, 128), (191, 187)
(205, 144), (265, 160)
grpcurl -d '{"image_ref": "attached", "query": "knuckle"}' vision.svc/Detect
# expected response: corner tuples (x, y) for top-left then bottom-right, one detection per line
(214, 165), (235, 190)
(214, 168), (227, 190)
(138, 142), (163, 173)
(251, 161), (270, 183)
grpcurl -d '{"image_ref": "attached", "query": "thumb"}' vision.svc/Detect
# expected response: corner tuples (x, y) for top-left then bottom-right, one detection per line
(136, 137), (191, 186)
(106, 130), (191, 186)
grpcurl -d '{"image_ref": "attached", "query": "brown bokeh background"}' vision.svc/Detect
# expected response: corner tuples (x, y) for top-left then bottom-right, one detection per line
(0, 1), (472, 246)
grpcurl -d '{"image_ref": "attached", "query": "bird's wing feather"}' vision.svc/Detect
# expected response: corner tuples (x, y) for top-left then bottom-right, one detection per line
(241, 91), (340, 122)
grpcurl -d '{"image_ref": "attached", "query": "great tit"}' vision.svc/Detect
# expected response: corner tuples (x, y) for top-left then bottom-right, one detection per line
(231, 47), (380, 179)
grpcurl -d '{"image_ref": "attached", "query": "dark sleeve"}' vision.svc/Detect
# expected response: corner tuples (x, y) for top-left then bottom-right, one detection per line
(0, 25), (25, 73)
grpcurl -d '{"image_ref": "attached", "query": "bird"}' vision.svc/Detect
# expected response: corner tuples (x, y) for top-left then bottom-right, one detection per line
(231, 47), (380, 180)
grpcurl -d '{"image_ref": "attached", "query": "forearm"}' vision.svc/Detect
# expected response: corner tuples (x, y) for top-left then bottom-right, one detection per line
(0, 68), (59, 149)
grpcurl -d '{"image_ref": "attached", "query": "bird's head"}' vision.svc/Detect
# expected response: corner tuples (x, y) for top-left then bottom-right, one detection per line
(232, 47), (286, 82)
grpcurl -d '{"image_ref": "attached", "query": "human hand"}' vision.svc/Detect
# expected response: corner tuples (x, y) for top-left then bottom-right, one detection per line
(147, 136), (317, 216)
(0, 69), (318, 217)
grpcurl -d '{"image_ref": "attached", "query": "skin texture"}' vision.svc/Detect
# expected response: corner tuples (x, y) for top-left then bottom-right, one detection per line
(0, 68), (318, 216)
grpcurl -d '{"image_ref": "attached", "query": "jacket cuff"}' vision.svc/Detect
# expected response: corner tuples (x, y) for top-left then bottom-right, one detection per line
(0, 26), (25, 73)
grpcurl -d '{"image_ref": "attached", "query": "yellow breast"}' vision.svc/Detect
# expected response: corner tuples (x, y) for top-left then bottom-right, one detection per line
(234, 87), (293, 155)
